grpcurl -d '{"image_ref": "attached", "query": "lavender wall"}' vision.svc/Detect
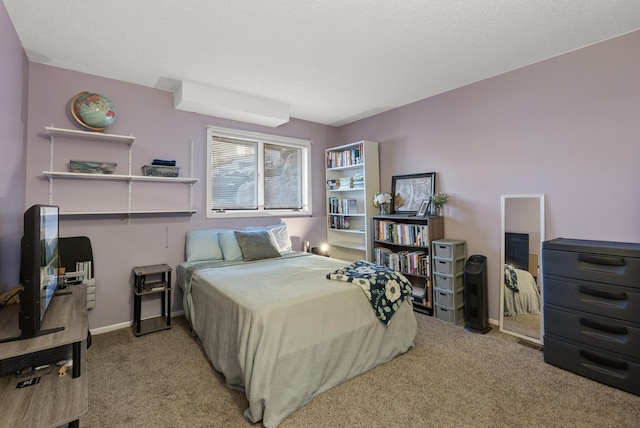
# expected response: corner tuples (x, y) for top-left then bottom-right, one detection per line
(0, 1), (27, 291)
(25, 64), (336, 329)
(338, 31), (640, 321)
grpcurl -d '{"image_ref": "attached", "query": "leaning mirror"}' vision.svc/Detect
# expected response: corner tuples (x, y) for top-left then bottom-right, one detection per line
(500, 194), (545, 344)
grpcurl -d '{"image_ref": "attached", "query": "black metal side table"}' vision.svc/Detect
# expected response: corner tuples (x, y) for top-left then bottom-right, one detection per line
(132, 263), (172, 336)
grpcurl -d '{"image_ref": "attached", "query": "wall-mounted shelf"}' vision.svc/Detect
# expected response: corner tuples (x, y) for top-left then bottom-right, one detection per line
(60, 209), (197, 216)
(46, 126), (135, 145)
(43, 126), (198, 216)
(43, 171), (198, 184)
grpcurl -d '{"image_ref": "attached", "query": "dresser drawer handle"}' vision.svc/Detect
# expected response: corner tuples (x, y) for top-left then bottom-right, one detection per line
(578, 286), (627, 301)
(579, 318), (628, 335)
(577, 254), (625, 267)
(579, 350), (628, 370)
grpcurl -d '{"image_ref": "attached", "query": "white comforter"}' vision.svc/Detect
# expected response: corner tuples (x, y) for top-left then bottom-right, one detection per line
(503, 267), (541, 316)
(177, 253), (417, 427)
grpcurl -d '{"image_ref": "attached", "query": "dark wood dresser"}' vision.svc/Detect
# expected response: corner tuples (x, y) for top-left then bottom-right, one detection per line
(542, 238), (640, 395)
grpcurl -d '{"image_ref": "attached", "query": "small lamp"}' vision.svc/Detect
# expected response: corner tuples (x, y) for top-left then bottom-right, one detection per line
(311, 243), (330, 257)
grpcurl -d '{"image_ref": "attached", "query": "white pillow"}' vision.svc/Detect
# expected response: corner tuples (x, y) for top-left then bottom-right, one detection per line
(185, 229), (225, 261)
(244, 222), (292, 253)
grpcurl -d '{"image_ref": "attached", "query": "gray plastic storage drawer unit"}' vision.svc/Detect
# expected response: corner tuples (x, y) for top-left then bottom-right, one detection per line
(434, 288), (464, 307)
(432, 239), (466, 324)
(435, 304), (465, 324)
(433, 258), (464, 275)
(433, 240), (466, 259)
(432, 273), (463, 292)
(542, 238), (640, 396)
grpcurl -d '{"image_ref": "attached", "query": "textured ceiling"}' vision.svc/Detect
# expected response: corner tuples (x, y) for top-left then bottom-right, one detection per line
(4, 0), (640, 126)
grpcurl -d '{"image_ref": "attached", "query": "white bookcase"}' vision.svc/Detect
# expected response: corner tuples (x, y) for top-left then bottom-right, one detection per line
(43, 126), (198, 216)
(325, 140), (379, 261)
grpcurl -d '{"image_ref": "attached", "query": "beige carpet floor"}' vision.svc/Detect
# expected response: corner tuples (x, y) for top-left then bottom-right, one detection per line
(81, 314), (639, 427)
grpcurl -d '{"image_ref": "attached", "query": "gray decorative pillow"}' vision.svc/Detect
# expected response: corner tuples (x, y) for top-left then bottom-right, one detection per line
(234, 230), (282, 261)
(243, 221), (292, 253)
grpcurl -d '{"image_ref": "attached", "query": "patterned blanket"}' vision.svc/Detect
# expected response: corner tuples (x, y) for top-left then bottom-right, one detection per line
(504, 264), (519, 293)
(327, 260), (413, 325)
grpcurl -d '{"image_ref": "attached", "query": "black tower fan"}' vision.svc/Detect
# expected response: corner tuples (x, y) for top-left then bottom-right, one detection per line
(464, 255), (491, 333)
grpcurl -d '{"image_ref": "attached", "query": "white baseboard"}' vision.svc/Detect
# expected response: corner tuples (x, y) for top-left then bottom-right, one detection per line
(90, 310), (185, 335)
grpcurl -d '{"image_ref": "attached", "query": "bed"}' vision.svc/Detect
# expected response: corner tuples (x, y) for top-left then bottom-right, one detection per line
(503, 264), (541, 316)
(176, 224), (417, 427)
(503, 232), (541, 316)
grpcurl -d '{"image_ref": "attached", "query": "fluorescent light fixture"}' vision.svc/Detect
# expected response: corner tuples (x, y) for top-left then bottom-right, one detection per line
(174, 81), (289, 127)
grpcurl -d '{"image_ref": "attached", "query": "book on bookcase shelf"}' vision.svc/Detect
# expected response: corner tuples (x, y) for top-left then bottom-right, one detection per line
(328, 197), (358, 214)
(373, 248), (429, 276)
(328, 215), (351, 230)
(326, 144), (363, 168)
(374, 220), (430, 247)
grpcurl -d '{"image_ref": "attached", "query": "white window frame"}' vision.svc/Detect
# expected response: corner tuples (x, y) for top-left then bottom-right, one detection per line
(206, 125), (312, 218)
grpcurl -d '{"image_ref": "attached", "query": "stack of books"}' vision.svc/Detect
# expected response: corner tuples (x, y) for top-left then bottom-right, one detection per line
(338, 176), (353, 189)
(352, 173), (364, 188)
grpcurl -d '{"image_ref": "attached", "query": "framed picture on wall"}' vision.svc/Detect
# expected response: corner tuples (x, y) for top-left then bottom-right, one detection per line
(391, 172), (436, 214)
(416, 199), (431, 218)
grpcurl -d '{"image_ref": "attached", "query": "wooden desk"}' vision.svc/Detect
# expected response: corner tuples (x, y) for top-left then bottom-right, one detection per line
(0, 284), (88, 428)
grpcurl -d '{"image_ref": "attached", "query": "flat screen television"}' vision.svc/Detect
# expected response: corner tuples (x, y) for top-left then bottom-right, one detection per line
(505, 232), (529, 271)
(18, 204), (63, 338)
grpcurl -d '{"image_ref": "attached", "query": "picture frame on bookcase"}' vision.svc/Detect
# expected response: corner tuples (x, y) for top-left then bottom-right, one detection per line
(416, 199), (431, 218)
(391, 172), (436, 214)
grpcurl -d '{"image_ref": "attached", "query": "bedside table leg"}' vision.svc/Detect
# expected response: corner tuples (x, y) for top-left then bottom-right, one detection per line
(72, 341), (81, 378)
(134, 291), (141, 336)
(167, 271), (172, 327)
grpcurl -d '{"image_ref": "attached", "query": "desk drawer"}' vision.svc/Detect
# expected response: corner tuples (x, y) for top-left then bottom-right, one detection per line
(544, 277), (640, 322)
(545, 307), (640, 358)
(544, 336), (640, 396)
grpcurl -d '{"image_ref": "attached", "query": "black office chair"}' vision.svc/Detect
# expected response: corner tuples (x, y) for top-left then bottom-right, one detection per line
(59, 236), (94, 277)
(59, 236), (94, 349)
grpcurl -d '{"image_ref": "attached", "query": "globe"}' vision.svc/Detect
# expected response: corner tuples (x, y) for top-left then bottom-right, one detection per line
(70, 92), (116, 131)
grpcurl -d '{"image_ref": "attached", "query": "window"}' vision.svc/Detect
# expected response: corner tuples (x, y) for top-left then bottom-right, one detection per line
(207, 126), (312, 218)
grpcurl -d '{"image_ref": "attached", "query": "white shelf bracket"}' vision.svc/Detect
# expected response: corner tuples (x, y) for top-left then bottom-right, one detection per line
(48, 125), (55, 204)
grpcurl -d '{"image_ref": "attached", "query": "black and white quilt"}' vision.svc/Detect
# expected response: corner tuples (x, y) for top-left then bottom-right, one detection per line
(327, 260), (413, 325)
